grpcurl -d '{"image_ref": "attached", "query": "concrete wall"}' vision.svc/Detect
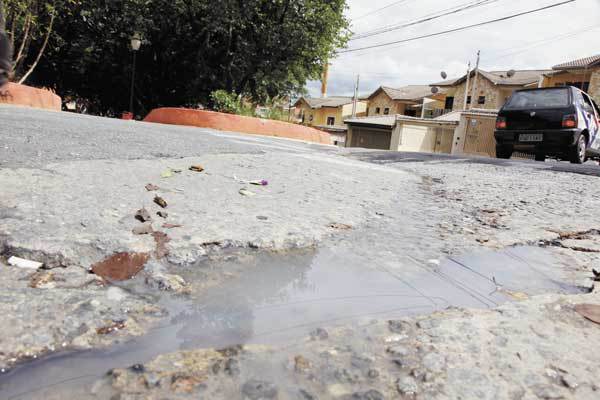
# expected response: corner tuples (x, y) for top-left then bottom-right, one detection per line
(367, 91), (407, 116)
(0, 83), (61, 111)
(589, 70), (600, 104)
(144, 108), (332, 145)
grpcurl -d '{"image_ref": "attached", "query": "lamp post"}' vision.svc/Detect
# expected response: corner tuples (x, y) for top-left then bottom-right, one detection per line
(128, 33), (142, 118)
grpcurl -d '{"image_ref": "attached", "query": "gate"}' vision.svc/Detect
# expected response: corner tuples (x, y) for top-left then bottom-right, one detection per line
(462, 112), (498, 157)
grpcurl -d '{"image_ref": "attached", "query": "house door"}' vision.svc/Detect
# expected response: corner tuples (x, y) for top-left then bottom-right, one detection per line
(351, 128), (392, 150)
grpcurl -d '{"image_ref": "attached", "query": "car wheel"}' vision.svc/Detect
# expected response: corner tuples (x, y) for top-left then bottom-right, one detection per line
(534, 153), (546, 162)
(569, 134), (587, 164)
(496, 146), (512, 159)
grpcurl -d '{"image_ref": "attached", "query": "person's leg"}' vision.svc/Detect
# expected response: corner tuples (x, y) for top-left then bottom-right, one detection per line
(0, 0), (12, 89)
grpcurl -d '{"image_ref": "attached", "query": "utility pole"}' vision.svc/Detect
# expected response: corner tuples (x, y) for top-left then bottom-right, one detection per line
(469, 50), (480, 110)
(352, 74), (360, 118)
(463, 61), (471, 111)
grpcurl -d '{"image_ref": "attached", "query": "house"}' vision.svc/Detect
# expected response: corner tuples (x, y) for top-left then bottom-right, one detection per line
(542, 54), (600, 103)
(294, 96), (367, 127)
(431, 69), (550, 112)
(345, 114), (457, 153)
(366, 85), (446, 118)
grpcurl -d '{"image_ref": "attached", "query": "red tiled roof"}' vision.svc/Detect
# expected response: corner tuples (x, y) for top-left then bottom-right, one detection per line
(553, 54), (600, 70)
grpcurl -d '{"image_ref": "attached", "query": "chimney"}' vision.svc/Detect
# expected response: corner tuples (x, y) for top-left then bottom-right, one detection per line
(321, 64), (329, 98)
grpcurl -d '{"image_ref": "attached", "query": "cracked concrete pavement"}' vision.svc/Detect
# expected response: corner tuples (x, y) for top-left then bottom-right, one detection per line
(1, 105), (600, 399)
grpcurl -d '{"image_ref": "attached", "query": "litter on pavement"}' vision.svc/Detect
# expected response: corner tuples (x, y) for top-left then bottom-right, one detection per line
(249, 180), (269, 186)
(154, 196), (168, 208)
(189, 165), (205, 172)
(157, 211), (168, 219)
(91, 252), (150, 281)
(7, 256), (43, 270)
(145, 183), (159, 191)
(161, 169), (174, 179)
(162, 223), (183, 229)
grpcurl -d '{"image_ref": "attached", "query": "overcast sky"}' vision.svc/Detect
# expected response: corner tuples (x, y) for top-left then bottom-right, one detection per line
(306, 0), (600, 98)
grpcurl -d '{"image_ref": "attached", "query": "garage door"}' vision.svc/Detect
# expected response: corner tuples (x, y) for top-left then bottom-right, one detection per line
(350, 127), (392, 150)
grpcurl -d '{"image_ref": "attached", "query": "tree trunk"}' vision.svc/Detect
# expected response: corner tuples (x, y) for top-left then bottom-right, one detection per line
(18, 10), (54, 84)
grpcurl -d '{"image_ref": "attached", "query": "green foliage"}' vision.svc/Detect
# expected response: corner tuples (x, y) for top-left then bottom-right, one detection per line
(210, 90), (241, 115)
(26, 0), (349, 116)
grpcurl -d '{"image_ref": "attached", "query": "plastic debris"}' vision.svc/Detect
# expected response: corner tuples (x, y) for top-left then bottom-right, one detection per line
(7, 256), (43, 270)
(154, 195), (168, 208)
(132, 223), (153, 235)
(96, 320), (126, 335)
(91, 252), (149, 281)
(575, 304), (600, 325)
(189, 165), (205, 172)
(249, 180), (269, 186)
(145, 183), (159, 191)
(161, 169), (174, 179)
(157, 211), (168, 219)
(239, 188), (256, 197)
(135, 208), (152, 223)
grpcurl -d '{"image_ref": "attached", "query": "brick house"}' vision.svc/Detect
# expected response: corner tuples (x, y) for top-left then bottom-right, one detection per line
(366, 85), (446, 118)
(431, 69), (550, 112)
(542, 54), (600, 103)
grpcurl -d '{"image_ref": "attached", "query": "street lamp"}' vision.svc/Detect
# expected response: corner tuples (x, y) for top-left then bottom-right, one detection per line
(129, 33), (142, 118)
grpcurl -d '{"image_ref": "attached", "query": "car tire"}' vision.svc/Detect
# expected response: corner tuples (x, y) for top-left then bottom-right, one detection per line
(535, 153), (546, 162)
(569, 134), (587, 164)
(496, 146), (512, 159)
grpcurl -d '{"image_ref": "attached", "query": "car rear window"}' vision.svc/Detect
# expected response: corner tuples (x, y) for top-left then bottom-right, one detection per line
(504, 89), (570, 109)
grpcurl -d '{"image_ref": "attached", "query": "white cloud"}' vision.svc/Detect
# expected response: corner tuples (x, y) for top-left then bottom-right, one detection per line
(307, 0), (600, 97)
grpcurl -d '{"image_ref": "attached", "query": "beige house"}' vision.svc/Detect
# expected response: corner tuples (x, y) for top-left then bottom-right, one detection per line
(366, 85), (446, 118)
(294, 96), (367, 127)
(542, 54), (600, 103)
(431, 69), (550, 112)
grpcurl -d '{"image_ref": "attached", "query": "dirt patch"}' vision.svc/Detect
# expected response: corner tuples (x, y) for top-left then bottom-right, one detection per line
(91, 252), (150, 281)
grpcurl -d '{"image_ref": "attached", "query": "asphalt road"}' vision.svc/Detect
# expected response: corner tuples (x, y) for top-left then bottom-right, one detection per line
(3, 105), (600, 177)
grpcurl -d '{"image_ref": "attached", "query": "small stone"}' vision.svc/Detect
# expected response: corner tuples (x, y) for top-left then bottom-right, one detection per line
(350, 390), (384, 400)
(561, 375), (578, 389)
(328, 384), (351, 397)
(132, 223), (153, 235)
(154, 196), (168, 208)
(367, 369), (380, 379)
(387, 346), (409, 357)
(224, 358), (240, 376)
(242, 380), (278, 400)
(417, 319), (440, 330)
(189, 165), (204, 172)
(135, 208), (152, 223)
(295, 355), (311, 373)
(129, 364), (145, 373)
(397, 376), (418, 395)
(532, 384), (566, 399)
(388, 320), (411, 333)
(310, 328), (329, 340)
(385, 334), (407, 343)
(157, 211), (168, 219)
(257, 216), (269, 221)
(299, 389), (316, 400)
(145, 183), (159, 191)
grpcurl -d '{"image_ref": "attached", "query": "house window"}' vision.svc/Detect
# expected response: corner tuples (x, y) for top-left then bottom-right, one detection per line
(444, 96), (455, 110)
(478, 96), (486, 105)
(383, 107), (390, 115)
(375, 107), (381, 114)
(327, 117), (335, 126)
(466, 96), (472, 104)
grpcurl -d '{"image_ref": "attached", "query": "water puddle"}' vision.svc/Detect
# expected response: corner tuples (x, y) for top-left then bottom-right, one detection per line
(0, 245), (585, 399)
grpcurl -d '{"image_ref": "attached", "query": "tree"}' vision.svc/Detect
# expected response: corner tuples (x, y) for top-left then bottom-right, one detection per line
(29, 0), (349, 115)
(3, 0), (70, 83)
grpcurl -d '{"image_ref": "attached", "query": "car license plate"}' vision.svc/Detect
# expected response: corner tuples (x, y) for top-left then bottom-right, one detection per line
(519, 133), (543, 142)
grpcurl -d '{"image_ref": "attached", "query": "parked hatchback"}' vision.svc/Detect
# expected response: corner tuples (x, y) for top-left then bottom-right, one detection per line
(494, 87), (600, 163)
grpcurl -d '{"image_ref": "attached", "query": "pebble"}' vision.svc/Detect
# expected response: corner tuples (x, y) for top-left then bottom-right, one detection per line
(397, 376), (418, 395)
(560, 374), (578, 389)
(388, 319), (411, 334)
(242, 380), (278, 400)
(422, 353), (446, 373)
(387, 345), (410, 357)
(349, 390), (385, 400)
(294, 355), (311, 373)
(310, 328), (329, 340)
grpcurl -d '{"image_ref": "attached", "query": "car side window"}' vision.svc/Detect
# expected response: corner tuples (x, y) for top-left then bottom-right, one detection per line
(581, 93), (595, 114)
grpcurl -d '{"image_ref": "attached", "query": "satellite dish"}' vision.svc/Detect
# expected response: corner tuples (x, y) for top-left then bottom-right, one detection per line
(441, 71), (448, 79)
(506, 69), (516, 78)
(431, 86), (439, 94)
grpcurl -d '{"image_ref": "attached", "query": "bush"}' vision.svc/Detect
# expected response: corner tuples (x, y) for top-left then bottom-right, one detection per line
(210, 90), (241, 114)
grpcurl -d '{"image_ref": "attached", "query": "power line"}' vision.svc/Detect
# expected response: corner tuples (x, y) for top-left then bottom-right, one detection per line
(353, 0), (412, 21)
(340, 0), (576, 54)
(351, 0), (500, 41)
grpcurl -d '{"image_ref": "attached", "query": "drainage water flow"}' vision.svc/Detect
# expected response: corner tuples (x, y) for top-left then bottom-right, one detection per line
(0, 246), (584, 399)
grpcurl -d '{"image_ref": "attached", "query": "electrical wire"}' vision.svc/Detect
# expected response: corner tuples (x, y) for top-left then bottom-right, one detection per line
(340, 0), (576, 53)
(351, 0), (500, 41)
(352, 0), (413, 21)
